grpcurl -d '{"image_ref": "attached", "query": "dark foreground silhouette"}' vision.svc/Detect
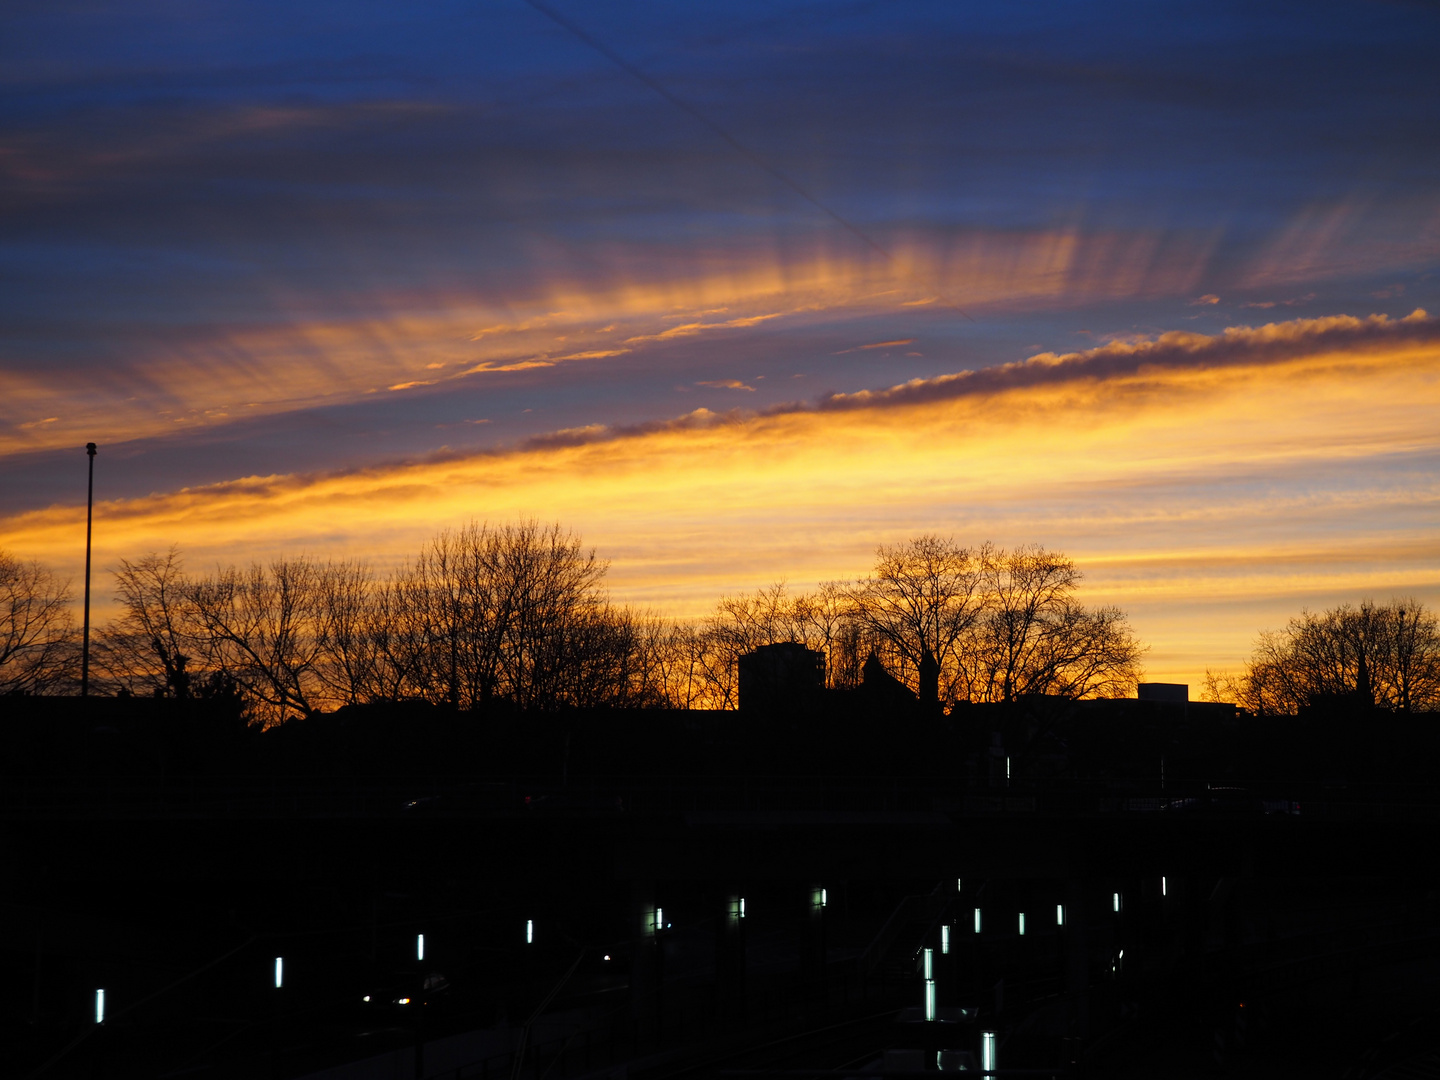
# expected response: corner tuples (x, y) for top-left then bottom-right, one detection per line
(3, 689), (1439, 1079)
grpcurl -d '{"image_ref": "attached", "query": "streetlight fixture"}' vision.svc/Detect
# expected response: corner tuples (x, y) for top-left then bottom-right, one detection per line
(81, 442), (97, 696)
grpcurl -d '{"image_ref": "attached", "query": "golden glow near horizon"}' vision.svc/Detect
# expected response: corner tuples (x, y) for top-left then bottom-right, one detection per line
(3, 312), (1438, 693)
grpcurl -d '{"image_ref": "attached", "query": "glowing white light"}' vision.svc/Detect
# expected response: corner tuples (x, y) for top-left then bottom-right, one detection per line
(1005, 757), (1011, 781)
(924, 978), (936, 1021)
(981, 1031), (997, 1074)
(1018, 913), (1026, 936)
(654, 907), (663, 934)
(739, 897), (745, 918)
(603, 955), (611, 961)
(941, 925), (950, 954)
(1162, 876), (1168, 897)
(398, 997), (411, 1005)
(820, 888), (827, 907)
(974, 907), (982, 933)
(1113, 892), (1121, 913)
(363, 995), (371, 1002)
(95, 988), (105, 1025)
(1056, 904), (1064, 926)
(956, 878), (963, 893)
(274, 956), (284, 989)
(923, 947), (933, 979)
(527, 919), (534, 944)
(417, 933), (425, 961)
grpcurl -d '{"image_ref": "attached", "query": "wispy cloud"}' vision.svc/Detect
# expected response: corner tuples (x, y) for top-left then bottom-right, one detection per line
(5, 311), (1437, 693)
(833, 339), (916, 354)
(624, 312), (783, 345)
(812, 310), (1436, 415)
(428, 310), (1440, 455)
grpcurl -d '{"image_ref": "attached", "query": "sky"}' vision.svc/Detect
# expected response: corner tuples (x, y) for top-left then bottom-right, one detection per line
(2, 0), (1439, 689)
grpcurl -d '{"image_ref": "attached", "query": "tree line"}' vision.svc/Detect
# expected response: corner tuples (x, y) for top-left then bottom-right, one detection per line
(1204, 599), (1440, 715)
(2, 526), (1141, 723)
(4, 522), (1434, 723)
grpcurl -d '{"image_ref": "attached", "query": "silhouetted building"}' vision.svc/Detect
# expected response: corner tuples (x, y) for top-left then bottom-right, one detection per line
(1138, 682), (1188, 704)
(918, 648), (940, 708)
(859, 652), (918, 711)
(738, 642), (825, 712)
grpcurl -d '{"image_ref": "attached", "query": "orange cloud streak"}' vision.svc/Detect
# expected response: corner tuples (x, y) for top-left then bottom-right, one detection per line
(0, 226), (1222, 457)
(4, 312), (1437, 691)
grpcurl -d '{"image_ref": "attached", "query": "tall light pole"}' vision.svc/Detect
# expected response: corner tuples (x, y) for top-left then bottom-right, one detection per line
(81, 442), (97, 697)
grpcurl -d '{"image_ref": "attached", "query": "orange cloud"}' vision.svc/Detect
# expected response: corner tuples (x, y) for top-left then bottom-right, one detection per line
(0, 225), (1226, 458)
(4, 312), (1438, 692)
(834, 339), (916, 354)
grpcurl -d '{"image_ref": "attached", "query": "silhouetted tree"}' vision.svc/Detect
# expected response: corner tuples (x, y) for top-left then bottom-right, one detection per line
(368, 521), (623, 711)
(187, 557), (325, 723)
(793, 581), (864, 689)
(81, 527), (1152, 719)
(1206, 599), (1440, 714)
(646, 620), (709, 709)
(849, 536), (987, 705)
(496, 521), (608, 710)
(688, 541), (1144, 711)
(95, 546), (196, 697)
(963, 545), (1144, 703)
(0, 550), (76, 694)
(313, 559), (380, 706)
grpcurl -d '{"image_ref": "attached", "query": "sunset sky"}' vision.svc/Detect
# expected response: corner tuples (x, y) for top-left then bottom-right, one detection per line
(3, 1), (1439, 689)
